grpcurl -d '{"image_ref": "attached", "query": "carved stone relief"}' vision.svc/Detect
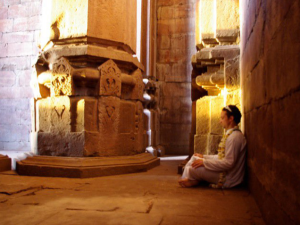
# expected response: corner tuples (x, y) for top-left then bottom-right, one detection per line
(51, 57), (74, 96)
(131, 69), (144, 101)
(225, 56), (240, 91)
(98, 96), (120, 135)
(50, 96), (71, 133)
(98, 60), (121, 97)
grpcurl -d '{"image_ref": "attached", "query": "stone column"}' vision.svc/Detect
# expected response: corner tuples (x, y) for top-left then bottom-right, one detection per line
(16, 0), (159, 178)
(191, 0), (240, 155)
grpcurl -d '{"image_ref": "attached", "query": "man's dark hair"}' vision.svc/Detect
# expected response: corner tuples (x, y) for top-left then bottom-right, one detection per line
(222, 105), (242, 124)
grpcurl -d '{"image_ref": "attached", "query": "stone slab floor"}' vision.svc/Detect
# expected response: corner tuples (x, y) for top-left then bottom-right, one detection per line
(0, 156), (265, 225)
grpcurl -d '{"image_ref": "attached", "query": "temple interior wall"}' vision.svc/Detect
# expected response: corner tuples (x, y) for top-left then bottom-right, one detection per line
(241, 1), (300, 224)
(0, 0), (42, 153)
(1, 0), (300, 223)
(156, 0), (196, 155)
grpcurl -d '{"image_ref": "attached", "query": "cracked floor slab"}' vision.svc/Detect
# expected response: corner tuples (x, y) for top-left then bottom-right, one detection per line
(0, 158), (265, 225)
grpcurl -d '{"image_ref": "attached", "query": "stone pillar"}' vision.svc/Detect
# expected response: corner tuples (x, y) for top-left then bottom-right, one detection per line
(156, 0), (196, 155)
(191, 0), (240, 155)
(16, 0), (159, 178)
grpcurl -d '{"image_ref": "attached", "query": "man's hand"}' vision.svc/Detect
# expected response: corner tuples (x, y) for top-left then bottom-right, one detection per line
(192, 159), (204, 168)
(193, 153), (203, 158)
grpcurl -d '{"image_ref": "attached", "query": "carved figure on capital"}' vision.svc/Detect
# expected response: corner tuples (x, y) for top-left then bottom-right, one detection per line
(98, 60), (121, 97)
(132, 69), (144, 101)
(98, 96), (120, 135)
(51, 57), (74, 96)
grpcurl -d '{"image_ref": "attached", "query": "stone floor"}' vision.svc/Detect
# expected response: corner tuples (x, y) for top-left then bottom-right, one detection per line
(0, 156), (265, 225)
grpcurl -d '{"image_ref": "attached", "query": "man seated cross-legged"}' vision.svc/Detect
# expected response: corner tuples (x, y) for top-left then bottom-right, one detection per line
(179, 105), (247, 189)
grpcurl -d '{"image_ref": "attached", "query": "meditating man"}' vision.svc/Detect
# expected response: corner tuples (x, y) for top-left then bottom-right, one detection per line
(179, 105), (247, 188)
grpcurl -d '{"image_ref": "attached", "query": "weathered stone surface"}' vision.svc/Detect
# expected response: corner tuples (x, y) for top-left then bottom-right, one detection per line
(199, 0), (215, 44)
(36, 96), (71, 133)
(162, 82), (191, 97)
(196, 97), (210, 135)
(51, 57), (74, 96)
(160, 123), (190, 155)
(216, 0), (239, 43)
(36, 96), (98, 135)
(131, 69), (144, 101)
(160, 97), (191, 124)
(37, 132), (85, 157)
(207, 134), (222, 155)
(226, 90), (241, 107)
(98, 96), (120, 137)
(194, 134), (208, 154)
(40, 0), (137, 53)
(243, 59), (267, 111)
(118, 100), (135, 133)
(98, 60), (121, 97)
(150, 109), (157, 132)
(225, 56), (240, 91)
(75, 98), (98, 132)
(134, 101), (145, 154)
(241, 1), (300, 224)
(88, 0), (137, 53)
(157, 35), (171, 49)
(156, 63), (171, 81)
(210, 96), (223, 135)
(156, 0), (196, 155)
(210, 45), (240, 60)
(16, 153), (159, 178)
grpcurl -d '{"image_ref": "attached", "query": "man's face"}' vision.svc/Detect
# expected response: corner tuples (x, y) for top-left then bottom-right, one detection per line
(220, 110), (232, 129)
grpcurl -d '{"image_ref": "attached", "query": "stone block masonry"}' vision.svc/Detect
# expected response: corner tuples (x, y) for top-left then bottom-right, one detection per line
(241, 0), (300, 224)
(0, 0), (42, 152)
(156, 0), (196, 155)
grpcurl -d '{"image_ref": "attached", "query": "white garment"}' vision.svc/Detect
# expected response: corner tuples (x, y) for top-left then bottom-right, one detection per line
(182, 155), (220, 184)
(182, 128), (247, 188)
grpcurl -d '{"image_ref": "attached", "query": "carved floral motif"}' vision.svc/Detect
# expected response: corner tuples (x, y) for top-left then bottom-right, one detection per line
(98, 96), (120, 134)
(51, 57), (73, 96)
(98, 60), (121, 96)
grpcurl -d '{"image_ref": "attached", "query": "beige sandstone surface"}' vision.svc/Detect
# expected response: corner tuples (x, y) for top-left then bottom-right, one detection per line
(0, 158), (265, 225)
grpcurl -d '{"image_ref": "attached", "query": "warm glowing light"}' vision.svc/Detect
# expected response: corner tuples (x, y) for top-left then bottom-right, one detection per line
(136, 0), (142, 61)
(143, 78), (149, 84)
(196, 0), (202, 44)
(160, 155), (188, 161)
(143, 93), (151, 101)
(77, 99), (85, 111)
(143, 109), (152, 146)
(40, 0), (52, 50)
(146, 0), (150, 75)
(221, 88), (228, 106)
(213, 0), (217, 38)
(221, 88), (228, 96)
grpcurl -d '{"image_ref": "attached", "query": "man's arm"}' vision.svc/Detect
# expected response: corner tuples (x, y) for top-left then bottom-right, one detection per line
(191, 159), (204, 168)
(194, 153), (218, 160)
(203, 133), (242, 172)
(203, 154), (218, 160)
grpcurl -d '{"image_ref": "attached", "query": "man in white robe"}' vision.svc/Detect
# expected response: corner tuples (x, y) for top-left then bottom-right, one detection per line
(179, 105), (247, 188)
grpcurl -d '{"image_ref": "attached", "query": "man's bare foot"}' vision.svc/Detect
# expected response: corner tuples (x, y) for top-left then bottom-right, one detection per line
(178, 178), (199, 188)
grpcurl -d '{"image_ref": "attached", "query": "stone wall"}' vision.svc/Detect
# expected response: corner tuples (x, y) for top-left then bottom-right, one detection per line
(156, 0), (195, 155)
(241, 1), (300, 224)
(0, 0), (42, 152)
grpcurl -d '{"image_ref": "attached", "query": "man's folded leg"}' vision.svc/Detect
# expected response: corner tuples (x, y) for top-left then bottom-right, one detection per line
(179, 166), (220, 188)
